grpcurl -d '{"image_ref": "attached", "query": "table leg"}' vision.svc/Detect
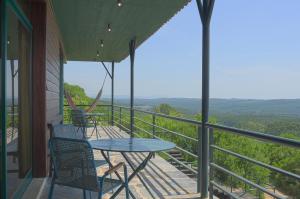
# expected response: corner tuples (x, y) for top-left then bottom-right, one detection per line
(100, 150), (136, 199)
(89, 116), (97, 138)
(92, 116), (100, 139)
(110, 152), (154, 199)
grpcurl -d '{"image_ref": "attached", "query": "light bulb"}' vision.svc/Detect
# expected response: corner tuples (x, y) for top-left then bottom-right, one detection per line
(117, 0), (122, 7)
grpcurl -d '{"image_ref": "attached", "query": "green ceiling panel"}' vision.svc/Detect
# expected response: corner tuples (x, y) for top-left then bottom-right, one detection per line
(51, 0), (190, 62)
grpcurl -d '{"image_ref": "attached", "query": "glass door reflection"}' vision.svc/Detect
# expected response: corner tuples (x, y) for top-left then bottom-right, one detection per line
(6, 6), (32, 198)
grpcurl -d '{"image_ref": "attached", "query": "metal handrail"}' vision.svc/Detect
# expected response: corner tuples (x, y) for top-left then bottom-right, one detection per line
(134, 116), (198, 142)
(63, 104), (112, 107)
(64, 104), (300, 199)
(132, 126), (198, 174)
(210, 181), (240, 199)
(134, 108), (202, 126)
(210, 163), (286, 199)
(210, 145), (300, 181)
(207, 123), (300, 148)
(133, 124), (198, 158)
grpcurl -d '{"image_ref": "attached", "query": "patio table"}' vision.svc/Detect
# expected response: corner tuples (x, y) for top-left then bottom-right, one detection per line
(89, 138), (176, 199)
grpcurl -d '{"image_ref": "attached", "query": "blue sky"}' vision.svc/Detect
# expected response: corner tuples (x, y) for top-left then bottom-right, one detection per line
(65, 0), (300, 99)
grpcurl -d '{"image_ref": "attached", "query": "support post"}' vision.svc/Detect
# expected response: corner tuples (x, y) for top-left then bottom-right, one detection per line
(119, 107), (122, 127)
(152, 114), (156, 138)
(10, 60), (15, 139)
(196, 0), (215, 198)
(200, 21), (210, 198)
(129, 39), (136, 137)
(111, 61), (114, 125)
(31, 2), (48, 177)
(0, 1), (8, 198)
(197, 124), (202, 193)
(59, 49), (64, 116)
(209, 127), (214, 199)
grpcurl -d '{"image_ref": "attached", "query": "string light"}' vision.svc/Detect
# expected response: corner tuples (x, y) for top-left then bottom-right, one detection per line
(100, 40), (104, 48)
(117, 0), (122, 7)
(97, 50), (100, 57)
(107, 24), (112, 32)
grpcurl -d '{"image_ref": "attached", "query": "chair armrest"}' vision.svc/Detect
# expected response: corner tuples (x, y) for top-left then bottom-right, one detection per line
(104, 162), (125, 176)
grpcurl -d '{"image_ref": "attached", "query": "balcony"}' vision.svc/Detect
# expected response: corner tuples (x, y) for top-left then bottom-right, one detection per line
(28, 104), (297, 199)
(35, 124), (198, 199)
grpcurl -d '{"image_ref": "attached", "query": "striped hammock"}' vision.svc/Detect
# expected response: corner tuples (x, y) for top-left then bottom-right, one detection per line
(65, 73), (108, 113)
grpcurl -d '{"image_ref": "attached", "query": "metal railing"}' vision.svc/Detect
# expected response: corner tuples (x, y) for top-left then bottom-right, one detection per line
(112, 105), (200, 176)
(206, 124), (300, 199)
(63, 104), (112, 125)
(63, 104), (300, 199)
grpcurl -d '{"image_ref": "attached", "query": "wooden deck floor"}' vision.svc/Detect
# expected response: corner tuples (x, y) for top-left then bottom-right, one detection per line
(39, 125), (198, 199)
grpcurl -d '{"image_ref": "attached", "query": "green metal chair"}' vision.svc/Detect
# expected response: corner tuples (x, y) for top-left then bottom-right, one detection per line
(71, 109), (98, 139)
(48, 137), (129, 199)
(50, 123), (78, 139)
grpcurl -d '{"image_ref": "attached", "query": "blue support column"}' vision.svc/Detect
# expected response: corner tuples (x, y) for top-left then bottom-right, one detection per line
(129, 39), (136, 137)
(0, 0), (8, 198)
(111, 61), (114, 125)
(196, 0), (215, 198)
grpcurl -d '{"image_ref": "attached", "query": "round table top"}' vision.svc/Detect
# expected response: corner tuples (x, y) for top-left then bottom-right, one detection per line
(89, 138), (176, 153)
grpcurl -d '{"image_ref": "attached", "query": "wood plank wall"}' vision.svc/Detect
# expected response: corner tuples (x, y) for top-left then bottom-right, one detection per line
(45, 1), (63, 172)
(31, 2), (47, 177)
(46, 4), (61, 124)
(31, 1), (64, 177)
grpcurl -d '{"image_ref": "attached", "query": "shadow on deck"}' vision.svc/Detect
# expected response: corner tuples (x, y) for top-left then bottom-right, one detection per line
(38, 125), (199, 199)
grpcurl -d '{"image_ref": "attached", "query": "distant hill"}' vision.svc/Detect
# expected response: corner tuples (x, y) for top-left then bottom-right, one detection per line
(109, 98), (300, 118)
(66, 82), (300, 136)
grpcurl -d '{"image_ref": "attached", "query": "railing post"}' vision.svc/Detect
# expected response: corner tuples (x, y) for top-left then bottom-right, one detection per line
(197, 124), (202, 193)
(119, 107), (122, 131)
(200, 124), (209, 198)
(209, 127), (214, 199)
(152, 114), (156, 138)
(107, 106), (110, 125)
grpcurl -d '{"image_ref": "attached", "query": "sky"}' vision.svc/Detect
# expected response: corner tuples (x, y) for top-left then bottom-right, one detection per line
(64, 0), (300, 99)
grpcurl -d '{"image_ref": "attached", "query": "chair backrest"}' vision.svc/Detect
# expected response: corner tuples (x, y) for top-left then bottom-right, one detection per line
(51, 124), (79, 139)
(49, 137), (99, 191)
(71, 109), (87, 128)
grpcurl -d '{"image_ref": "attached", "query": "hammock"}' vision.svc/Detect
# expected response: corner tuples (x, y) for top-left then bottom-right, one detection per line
(65, 73), (108, 113)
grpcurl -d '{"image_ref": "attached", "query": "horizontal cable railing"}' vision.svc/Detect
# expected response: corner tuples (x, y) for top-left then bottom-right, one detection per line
(133, 116), (198, 142)
(210, 144), (300, 181)
(64, 104), (300, 199)
(207, 123), (300, 148)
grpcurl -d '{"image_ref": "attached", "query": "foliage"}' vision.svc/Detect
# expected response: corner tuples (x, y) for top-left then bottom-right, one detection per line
(63, 83), (110, 124)
(64, 84), (300, 198)
(64, 83), (93, 105)
(134, 104), (300, 198)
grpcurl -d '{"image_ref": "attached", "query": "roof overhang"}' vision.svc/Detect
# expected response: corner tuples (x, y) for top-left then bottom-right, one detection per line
(51, 0), (190, 63)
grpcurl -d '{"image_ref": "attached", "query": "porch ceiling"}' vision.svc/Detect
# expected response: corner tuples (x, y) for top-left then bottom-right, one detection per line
(51, 0), (190, 63)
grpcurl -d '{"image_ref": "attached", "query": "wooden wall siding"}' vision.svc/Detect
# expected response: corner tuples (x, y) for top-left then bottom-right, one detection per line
(31, 2), (47, 177)
(45, 6), (62, 177)
(45, 2), (61, 129)
(30, 1), (64, 177)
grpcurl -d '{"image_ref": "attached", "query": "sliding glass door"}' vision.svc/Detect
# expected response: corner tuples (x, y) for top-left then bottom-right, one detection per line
(1, 0), (32, 198)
